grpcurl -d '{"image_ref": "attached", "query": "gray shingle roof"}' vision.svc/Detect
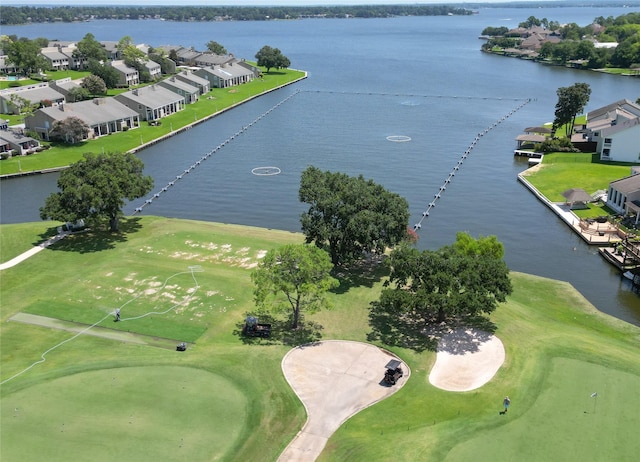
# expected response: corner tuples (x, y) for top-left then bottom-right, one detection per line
(36, 98), (139, 127)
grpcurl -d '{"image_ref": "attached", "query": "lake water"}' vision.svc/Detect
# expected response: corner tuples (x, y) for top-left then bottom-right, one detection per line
(2, 6), (640, 324)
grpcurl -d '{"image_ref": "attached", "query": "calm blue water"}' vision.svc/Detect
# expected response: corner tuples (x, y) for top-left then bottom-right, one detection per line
(2, 6), (640, 323)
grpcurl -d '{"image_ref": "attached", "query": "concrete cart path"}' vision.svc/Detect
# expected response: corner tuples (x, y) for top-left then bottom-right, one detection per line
(0, 232), (67, 271)
(278, 340), (410, 462)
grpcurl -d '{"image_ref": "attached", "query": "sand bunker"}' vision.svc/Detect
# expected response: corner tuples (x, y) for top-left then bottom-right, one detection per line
(429, 329), (505, 392)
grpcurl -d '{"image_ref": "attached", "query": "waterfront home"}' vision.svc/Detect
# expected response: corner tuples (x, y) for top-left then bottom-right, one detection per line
(26, 98), (140, 141)
(115, 85), (184, 121)
(194, 63), (255, 89)
(174, 70), (210, 95)
(0, 84), (65, 114)
(110, 60), (139, 87)
(194, 53), (235, 68)
(0, 129), (40, 155)
(607, 173), (640, 218)
(157, 77), (199, 104)
(582, 99), (640, 162)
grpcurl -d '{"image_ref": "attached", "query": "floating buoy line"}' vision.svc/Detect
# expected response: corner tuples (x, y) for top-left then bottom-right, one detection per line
(131, 90), (301, 215)
(412, 98), (532, 232)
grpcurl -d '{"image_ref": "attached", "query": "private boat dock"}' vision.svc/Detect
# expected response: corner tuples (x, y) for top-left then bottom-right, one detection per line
(514, 150), (543, 166)
(517, 172), (640, 276)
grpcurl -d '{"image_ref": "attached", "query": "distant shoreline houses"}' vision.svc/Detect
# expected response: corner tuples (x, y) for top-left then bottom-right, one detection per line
(0, 39), (260, 145)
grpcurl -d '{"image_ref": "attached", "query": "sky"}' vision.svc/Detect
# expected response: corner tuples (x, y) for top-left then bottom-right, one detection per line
(4, 1), (548, 6)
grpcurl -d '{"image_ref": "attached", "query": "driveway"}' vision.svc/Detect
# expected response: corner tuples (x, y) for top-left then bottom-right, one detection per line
(278, 340), (410, 462)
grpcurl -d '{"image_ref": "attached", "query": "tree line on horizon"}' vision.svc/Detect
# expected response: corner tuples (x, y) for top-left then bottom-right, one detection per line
(0, 5), (472, 26)
(481, 12), (640, 69)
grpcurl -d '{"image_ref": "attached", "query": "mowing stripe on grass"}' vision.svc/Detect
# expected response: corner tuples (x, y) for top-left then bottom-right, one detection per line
(1, 266), (203, 385)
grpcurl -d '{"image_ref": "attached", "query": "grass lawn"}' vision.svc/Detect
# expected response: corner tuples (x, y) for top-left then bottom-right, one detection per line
(1, 366), (248, 462)
(522, 152), (633, 202)
(0, 67), (306, 176)
(1, 217), (639, 461)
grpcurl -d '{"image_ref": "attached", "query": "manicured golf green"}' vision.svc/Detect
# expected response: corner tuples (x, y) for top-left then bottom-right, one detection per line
(1, 366), (248, 462)
(1, 217), (639, 461)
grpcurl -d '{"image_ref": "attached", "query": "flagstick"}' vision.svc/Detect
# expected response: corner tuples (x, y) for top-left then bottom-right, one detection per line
(593, 395), (597, 414)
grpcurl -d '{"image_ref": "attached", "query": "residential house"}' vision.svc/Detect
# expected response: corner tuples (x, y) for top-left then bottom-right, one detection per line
(100, 41), (121, 60)
(157, 77), (199, 104)
(0, 135), (10, 157)
(110, 60), (139, 87)
(0, 84), (65, 114)
(144, 60), (162, 80)
(0, 56), (19, 74)
(583, 99), (640, 163)
(174, 70), (210, 95)
(607, 173), (640, 216)
(174, 47), (202, 66)
(114, 85), (184, 121)
(49, 78), (81, 99)
(194, 63), (255, 89)
(40, 47), (70, 71)
(0, 129), (40, 155)
(193, 53), (235, 68)
(26, 98), (140, 141)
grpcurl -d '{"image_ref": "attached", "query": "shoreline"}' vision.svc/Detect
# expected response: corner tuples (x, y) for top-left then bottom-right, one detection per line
(0, 72), (307, 180)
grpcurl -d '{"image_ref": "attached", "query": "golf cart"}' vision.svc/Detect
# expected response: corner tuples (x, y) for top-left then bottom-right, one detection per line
(383, 359), (404, 385)
(242, 316), (272, 338)
(176, 342), (187, 351)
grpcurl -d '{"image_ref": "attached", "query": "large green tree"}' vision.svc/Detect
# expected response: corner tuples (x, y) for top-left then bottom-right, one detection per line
(76, 32), (107, 62)
(553, 82), (591, 137)
(369, 233), (512, 350)
(255, 45), (290, 73)
(251, 244), (339, 329)
(81, 74), (107, 95)
(299, 165), (410, 266)
(49, 116), (90, 144)
(6, 38), (48, 75)
(206, 40), (227, 55)
(40, 152), (153, 232)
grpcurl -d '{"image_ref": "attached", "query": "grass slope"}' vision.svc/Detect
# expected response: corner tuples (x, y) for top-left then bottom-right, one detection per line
(1, 217), (639, 461)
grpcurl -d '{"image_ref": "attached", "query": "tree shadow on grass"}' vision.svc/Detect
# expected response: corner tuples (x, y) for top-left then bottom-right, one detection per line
(331, 255), (389, 295)
(367, 301), (497, 353)
(40, 217), (143, 254)
(234, 312), (324, 347)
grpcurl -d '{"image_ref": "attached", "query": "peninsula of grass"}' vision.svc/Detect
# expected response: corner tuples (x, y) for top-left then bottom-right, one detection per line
(0, 67), (306, 176)
(1, 217), (639, 461)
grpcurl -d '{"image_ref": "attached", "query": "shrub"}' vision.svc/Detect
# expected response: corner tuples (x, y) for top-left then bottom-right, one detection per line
(535, 137), (580, 153)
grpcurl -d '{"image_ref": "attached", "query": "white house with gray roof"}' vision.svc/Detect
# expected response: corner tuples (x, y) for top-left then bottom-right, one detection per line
(583, 99), (640, 163)
(0, 129), (41, 155)
(0, 83), (65, 114)
(194, 63), (255, 89)
(607, 173), (640, 216)
(174, 70), (210, 95)
(114, 85), (184, 121)
(110, 60), (139, 87)
(26, 98), (140, 141)
(40, 47), (71, 71)
(194, 53), (235, 68)
(157, 77), (199, 104)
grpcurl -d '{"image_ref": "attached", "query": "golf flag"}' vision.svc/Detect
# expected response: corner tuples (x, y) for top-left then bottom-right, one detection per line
(591, 392), (598, 398)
